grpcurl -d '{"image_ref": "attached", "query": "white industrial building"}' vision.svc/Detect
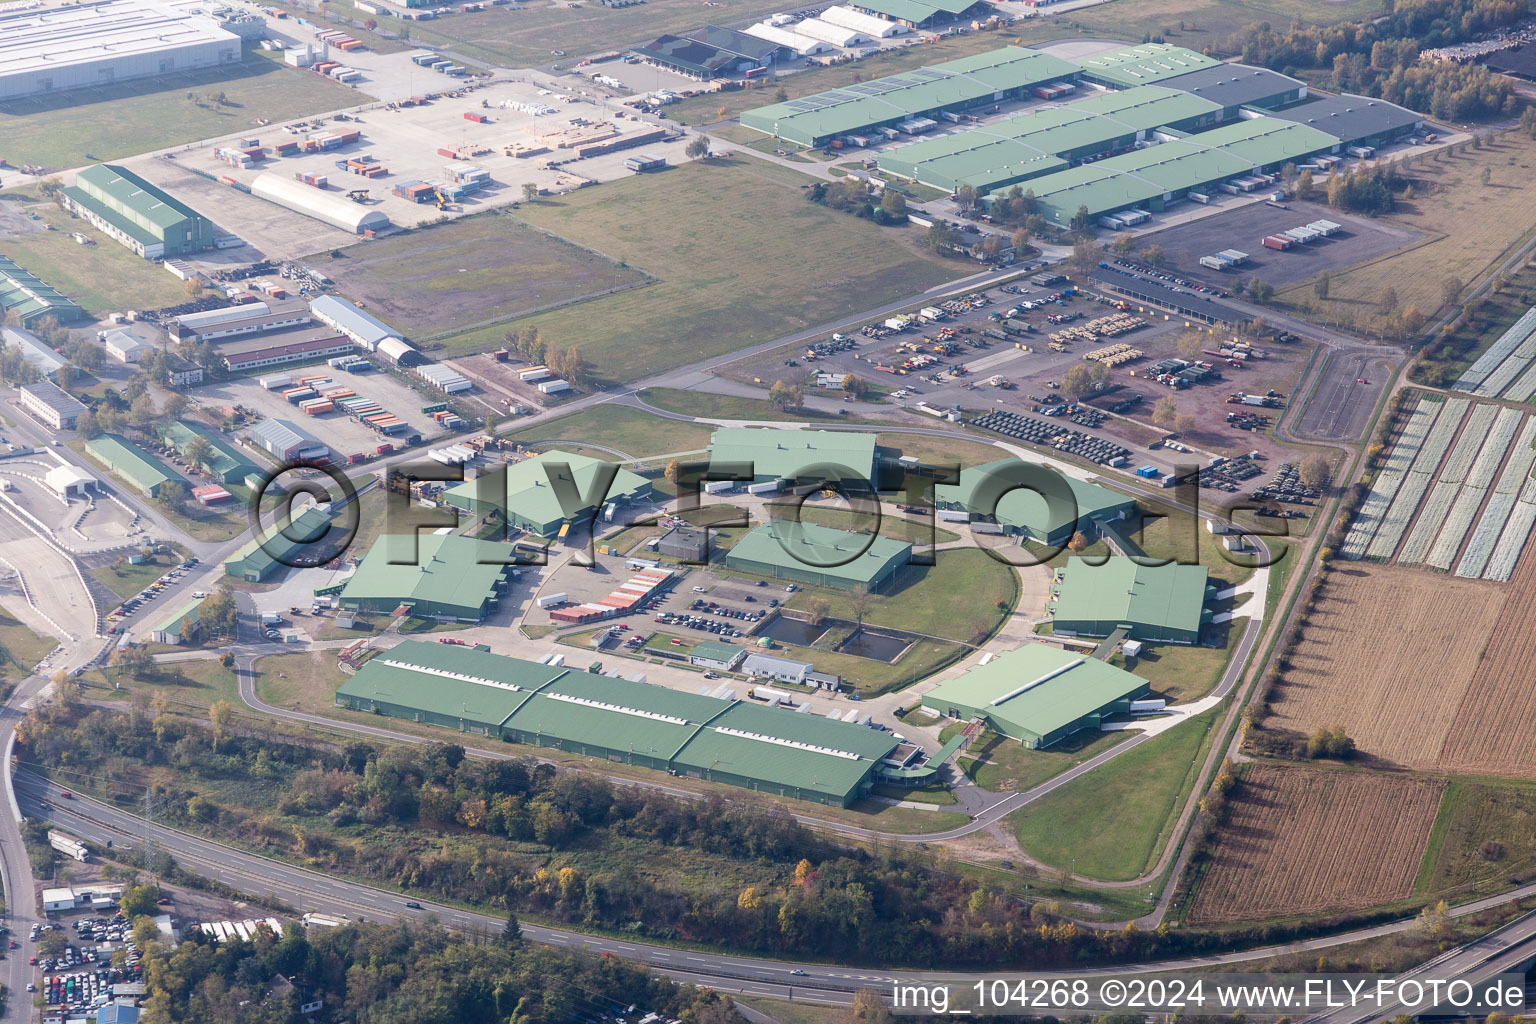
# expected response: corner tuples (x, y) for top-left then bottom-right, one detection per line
(819, 6), (910, 37)
(249, 173), (391, 235)
(744, 23), (835, 56)
(45, 464), (99, 499)
(791, 18), (869, 47)
(0, 326), (66, 381)
(18, 380), (86, 430)
(103, 328), (151, 363)
(0, 0), (243, 101)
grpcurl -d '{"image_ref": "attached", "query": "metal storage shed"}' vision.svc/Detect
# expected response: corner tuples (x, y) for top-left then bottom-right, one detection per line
(250, 173), (391, 234)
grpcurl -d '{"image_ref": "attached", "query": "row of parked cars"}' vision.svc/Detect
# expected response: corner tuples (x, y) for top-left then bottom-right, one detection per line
(106, 557), (200, 633)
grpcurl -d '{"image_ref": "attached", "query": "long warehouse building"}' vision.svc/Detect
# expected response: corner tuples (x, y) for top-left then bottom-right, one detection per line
(250, 173), (391, 235)
(740, 46), (1078, 148)
(0, 0), (242, 102)
(336, 641), (901, 806)
(60, 164), (215, 259)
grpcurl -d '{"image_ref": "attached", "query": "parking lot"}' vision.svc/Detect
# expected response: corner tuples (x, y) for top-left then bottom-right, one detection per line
(1129, 200), (1424, 292)
(102, 554), (201, 634)
(30, 911), (145, 1017)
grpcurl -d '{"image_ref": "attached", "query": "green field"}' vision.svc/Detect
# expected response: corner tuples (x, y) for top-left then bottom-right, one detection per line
(1110, 623), (1241, 703)
(0, 52), (361, 171)
(0, 609), (55, 678)
(441, 160), (963, 381)
(89, 551), (185, 602)
(503, 404), (713, 461)
(785, 547), (1017, 646)
(1009, 708), (1219, 881)
(106, 657), (239, 705)
(1416, 779), (1536, 896)
(0, 199), (190, 313)
(955, 725), (1127, 792)
(308, 214), (652, 340)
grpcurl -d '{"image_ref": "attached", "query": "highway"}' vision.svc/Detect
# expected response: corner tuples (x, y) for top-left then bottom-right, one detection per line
(18, 775), (1536, 1009)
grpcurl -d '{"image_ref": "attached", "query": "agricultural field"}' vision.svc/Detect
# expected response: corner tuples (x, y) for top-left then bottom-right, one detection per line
(440, 160), (964, 381)
(1276, 132), (1536, 335)
(0, 197), (190, 313)
(1454, 306), (1536, 399)
(502, 405), (714, 460)
(309, 214), (652, 340)
(1417, 779), (1536, 896)
(1187, 764), (1443, 925)
(1263, 562), (1536, 778)
(0, 52), (360, 171)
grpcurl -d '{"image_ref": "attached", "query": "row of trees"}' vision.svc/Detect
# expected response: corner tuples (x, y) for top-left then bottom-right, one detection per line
(804, 178), (909, 226)
(501, 325), (593, 387)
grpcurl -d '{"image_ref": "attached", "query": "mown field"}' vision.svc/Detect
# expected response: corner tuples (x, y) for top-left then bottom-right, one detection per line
(0, 198), (190, 312)
(503, 404), (714, 460)
(1277, 133), (1536, 334)
(0, 52), (359, 171)
(1417, 779), (1536, 896)
(1189, 764), (1443, 924)
(310, 214), (651, 340)
(441, 160), (964, 380)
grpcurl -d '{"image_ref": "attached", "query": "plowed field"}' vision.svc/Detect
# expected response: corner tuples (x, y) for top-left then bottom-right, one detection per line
(1265, 562), (1536, 777)
(1188, 765), (1444, 924)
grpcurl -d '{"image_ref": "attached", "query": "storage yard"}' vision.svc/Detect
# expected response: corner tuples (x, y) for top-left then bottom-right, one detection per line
(1187, 765), (1445, 924)
(1263, 561), (1536, 779)
(127, 79), (692, 256)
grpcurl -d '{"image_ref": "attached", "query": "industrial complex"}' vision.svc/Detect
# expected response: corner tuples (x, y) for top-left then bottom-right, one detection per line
(923, 644), (1151, 749)
(707, 427), (881, 486)
(336, 533), (515, 621)
(335, 640), (902, 805)
(721, 521), (912, 592)
(60, 164), (216, 260)
(935, 459), (1138, 546)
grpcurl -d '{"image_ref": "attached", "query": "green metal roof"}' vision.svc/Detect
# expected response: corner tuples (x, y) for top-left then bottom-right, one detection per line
(74, 164), (207, 234)
(506, 672), (721, 758)
(1015, 117), (1338, 219)
(1052, 556), (1209, 636)
(151, 598), (202, 636)
(740, 47), (1078, 145)
(709, 427), (877, 482)
(879, 85), (1222, 193)
(924, 642), (1148, 739)
(84, 433), (181, 494)
(162, 420), (257, 484)
(1072, 43), (1220, 87)
(443, 450), (649, 528)
(936, 458), (1136, 539)
(339, 533), (510, 616)
(337, 641), (559, 728)
(224, 505), (335, 579)
(671, 700), (897, 801)
(60, 185), (158, 246)
(0, 256), (83, 326)
(723, 520), (911, 586)
(689, 639), (743, 663)
(853, 0), (975, 18)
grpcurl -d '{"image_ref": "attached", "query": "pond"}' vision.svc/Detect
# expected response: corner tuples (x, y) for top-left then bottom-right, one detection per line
(757, 617), (827, 647)
(836, 628), (910, 663)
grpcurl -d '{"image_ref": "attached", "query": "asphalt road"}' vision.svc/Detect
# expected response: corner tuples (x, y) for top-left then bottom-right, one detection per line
(1291, 348), (1401, 442)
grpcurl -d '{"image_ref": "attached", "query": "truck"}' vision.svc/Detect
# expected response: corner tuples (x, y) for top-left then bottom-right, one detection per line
(48, 830), (88, 863)
(1262, 234), (1294, 251)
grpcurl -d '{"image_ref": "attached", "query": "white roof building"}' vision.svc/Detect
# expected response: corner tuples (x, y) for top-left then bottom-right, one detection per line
(743, 23), (835, 55)
(791, 17), (869, 47)
(251, 173), (391, 235)
(45, 464), (99, 499)
(1, 326), (66, 380)
(103, 329), (150, 363)
(820, 6), (910, 36)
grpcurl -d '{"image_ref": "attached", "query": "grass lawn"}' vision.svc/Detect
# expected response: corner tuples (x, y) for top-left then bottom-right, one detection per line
(0, 609), (56, 678)
(1415, 778), (1536, 896)
(765, 501), (960, 544)
(1133, 503), (1256, 587)
(89, 551), (185, 602)
(785, 548), (1018, 645)
(767, 634), (967, 697)
(0, 51), (361, 171)
(1110, 625), (1242, 703)
(107, 657), (240, 705)
(956, 726), (1127, 792)
(503, 404), (713, 461)
(308, 213), (651, 341)
(874, 430), (1006, 470)
(253, 650), (351, 713)
(1276, 132), (1536, 336)
(1009, 708), (1219, 881)
(737, 999), (848, 1024)
(0, 199), (189, 313)
(638, 388), (886, 425)
(441, 160), (963, 381)
(869, 782), (958, 805)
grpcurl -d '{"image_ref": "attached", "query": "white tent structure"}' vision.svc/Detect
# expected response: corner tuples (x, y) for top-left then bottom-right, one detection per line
(820, 6), (910, 36)
(744, 23), (835, 55)
(249, 173), (390, 234)
(792, 17), (869, 46)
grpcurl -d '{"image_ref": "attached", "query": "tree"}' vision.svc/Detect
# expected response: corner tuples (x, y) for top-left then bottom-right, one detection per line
(850, 989), (894, 1024)
(840, 374), (868, 399)
(774, 86), (788, 102)
(1313, 271), (1331, 300)
(183, 278), (205, 299)
(1070, 236), (1100, 274)
(183, 435), (214, 474)
(954, 184), (977, 211)
(768, 380), (803, 412)
(803, 595), (830, 626)
(1296, 168), (1315, 199)
(1152, 395), (1179, 429)
(1176, 332), (1204, 360)
(1138, 244), (1165, 268)
(1306, 723), (1354, 759)
(1300, 453), (1332, 489)
(1070, 204), (1092, 232)
(157, 480), (189, 511)
(1379, 285), (1398, 313)
(1067, 531), (1089, 553)
(76, 407), (102, 440)
(880, 189), (906, 219)
(521, 183), (539, 203)
(502, 908), (522, 946)
(1481, 165), (1493, 186)
(1247, 277), (1274, 304)
(363, 16), (377, 29)
(112, 645), (155, 680)
(37, 176), (64, 199)
(1010, 226), (1030, 251)
(1174, 413), (1197, 435)
(848, 585), (871, 628)
(1442, 276), (1464, 308)
(129, 392), (159, 430)
(1111, 233), (1134, 255)
(684, 136), (710, 160)
(664, 458), (682, 485)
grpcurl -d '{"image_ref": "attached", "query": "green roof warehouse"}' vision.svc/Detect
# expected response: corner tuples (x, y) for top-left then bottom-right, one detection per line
(336, 641), (900, 805)
(60, 164), (214, 260)
(721, 520), (912, 592)
(338, 533), (515, 622)
(443, 451), (651, 537)
(224, 505), (335, 582)
(923, 643), (1151, 749)
(708, 427), (879, 486)
(739, 47), (1078, 148)
(1050, 556), (1213, 644)
(935, 458), (1137, 546)
(0, 256), (85, 329)
(84, 433), (184, 497)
